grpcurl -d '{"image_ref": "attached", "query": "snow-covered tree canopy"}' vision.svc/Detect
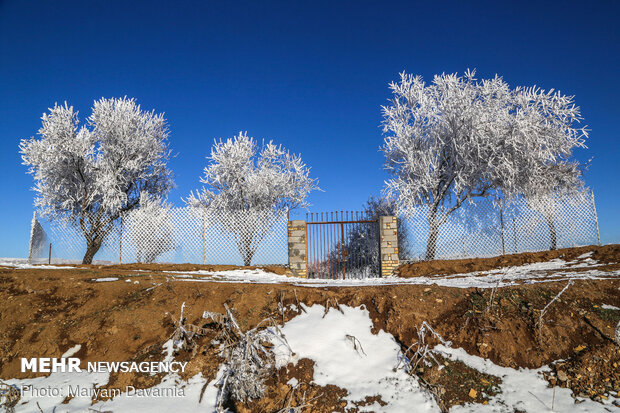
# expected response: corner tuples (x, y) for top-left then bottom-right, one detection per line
(187, 132), (317, 214)
(381, 70), (588, 259)
(187, 132), (318, 265)
(20, 97), (174, 263)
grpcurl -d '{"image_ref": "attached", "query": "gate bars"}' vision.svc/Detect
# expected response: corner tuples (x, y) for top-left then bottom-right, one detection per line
(305, 211), (380, 279)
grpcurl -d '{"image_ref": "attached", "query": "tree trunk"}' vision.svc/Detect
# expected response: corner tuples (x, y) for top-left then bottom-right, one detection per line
(425, 230), (439, 261)
(242, 236), (254, 266)
(243, 255), (252, 266)
(238, 229), (255, 266)
(425, 209), (439, 261)
(546, 215), (557, 251)
(82, 237), (103, 264)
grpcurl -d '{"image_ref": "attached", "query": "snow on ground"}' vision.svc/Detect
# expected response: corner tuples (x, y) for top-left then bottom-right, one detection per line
(0, 258), (113, 268)
(6, 340), (216, 413)
(280, 305), (620, 412)
(4, 304), (620, 412)
(0, 258), (75, 270)
(93, 277), (119, 282)
(60, 344), (81, 359)
(437, 345), (620, 413)
(163, 257), (620, 289)
(4, 254), (618, 289)
(2, 254), (618, 289)
(278, 304), (439, 412)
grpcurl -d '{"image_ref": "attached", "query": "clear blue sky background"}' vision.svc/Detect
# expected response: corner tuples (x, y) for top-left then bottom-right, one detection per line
(1, 0), (618, 258)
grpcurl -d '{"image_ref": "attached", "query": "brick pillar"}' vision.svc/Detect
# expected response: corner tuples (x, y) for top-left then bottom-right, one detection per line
(288, 220), (307, 277)
(379, 216), (399, 277)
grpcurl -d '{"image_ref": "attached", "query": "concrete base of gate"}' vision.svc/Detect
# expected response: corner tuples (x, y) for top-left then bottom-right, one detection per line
(379, 216), (400, 277)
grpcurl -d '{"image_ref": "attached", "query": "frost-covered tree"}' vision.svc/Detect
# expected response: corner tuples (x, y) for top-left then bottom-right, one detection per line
(20, 98), (173, 264)
(129, 193), (175, 263)
(187, 132), (318, 265)
(382, 70), (587, 260)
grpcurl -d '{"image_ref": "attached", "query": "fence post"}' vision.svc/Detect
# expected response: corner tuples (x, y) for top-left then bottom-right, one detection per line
(499, 205), (506, 255)
(379, 216), (399, 277)
(287, 220), (307, 277)
(591, 189), (601, 246)
(119, 213), (124, 264)
(48, 243), (52, 265)
(202, 209), (206, 265)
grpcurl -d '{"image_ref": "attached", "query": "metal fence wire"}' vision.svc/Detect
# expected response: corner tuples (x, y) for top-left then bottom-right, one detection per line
(28, 190), (601, 267)
(401, 190), (601, 262)
(30, 207), (288, 266)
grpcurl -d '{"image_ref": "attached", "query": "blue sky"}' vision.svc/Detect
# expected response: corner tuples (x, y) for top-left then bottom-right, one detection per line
(1, 0), (618, 258)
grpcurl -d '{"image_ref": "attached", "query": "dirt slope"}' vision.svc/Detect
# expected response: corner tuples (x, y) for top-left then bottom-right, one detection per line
(0, 245), (619, 411)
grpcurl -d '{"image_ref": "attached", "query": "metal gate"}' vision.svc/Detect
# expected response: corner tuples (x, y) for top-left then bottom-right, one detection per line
(306, 211), (380, 279)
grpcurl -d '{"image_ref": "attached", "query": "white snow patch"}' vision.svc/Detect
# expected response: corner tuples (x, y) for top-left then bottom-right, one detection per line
(601, 304), (619, 310)
(287, 377), (299, 387)
(0, 258), (75, 270)
(93, 277), (118, 282)
(0, 258), (114, 268)
(576, 252), (593, 259)
(280, 304), (439, 411)
(61, 344), (81, 359)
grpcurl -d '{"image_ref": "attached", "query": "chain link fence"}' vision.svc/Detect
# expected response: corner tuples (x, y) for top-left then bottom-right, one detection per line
(27, 190), (602, 266)
(29, 208), (288, 266)
(401, 190), (601, 261)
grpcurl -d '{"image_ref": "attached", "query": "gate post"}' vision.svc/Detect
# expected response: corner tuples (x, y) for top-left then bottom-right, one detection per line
(288, 220), (308, 278)
(379, 216), (399, 277)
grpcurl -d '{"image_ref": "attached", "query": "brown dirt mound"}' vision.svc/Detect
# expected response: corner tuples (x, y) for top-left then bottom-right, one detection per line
(1, 246), (619, 410)
(396, 244), (620, 278)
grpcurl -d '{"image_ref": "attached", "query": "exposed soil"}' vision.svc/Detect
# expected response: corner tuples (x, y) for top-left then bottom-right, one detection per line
(416, 355), (502, 411)
(1, 245), (619, 411)
(396, 244), (620, 278)
(544, 342), (620, 405)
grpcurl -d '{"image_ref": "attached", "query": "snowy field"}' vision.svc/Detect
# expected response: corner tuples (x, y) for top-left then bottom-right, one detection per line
(5, 304), (618, 413)
(2, 253), (617, 289)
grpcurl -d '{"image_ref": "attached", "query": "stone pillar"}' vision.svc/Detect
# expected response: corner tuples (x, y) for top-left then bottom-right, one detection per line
(288, 220), (307, 277)
(379, 216), (399, 277)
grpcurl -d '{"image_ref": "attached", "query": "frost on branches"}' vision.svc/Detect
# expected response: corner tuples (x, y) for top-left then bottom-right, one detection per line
(128, 192), (175, 263)
(381, 70), (588, 260)
(20, 98), (174, 264)
(187, 132), (318, 266)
